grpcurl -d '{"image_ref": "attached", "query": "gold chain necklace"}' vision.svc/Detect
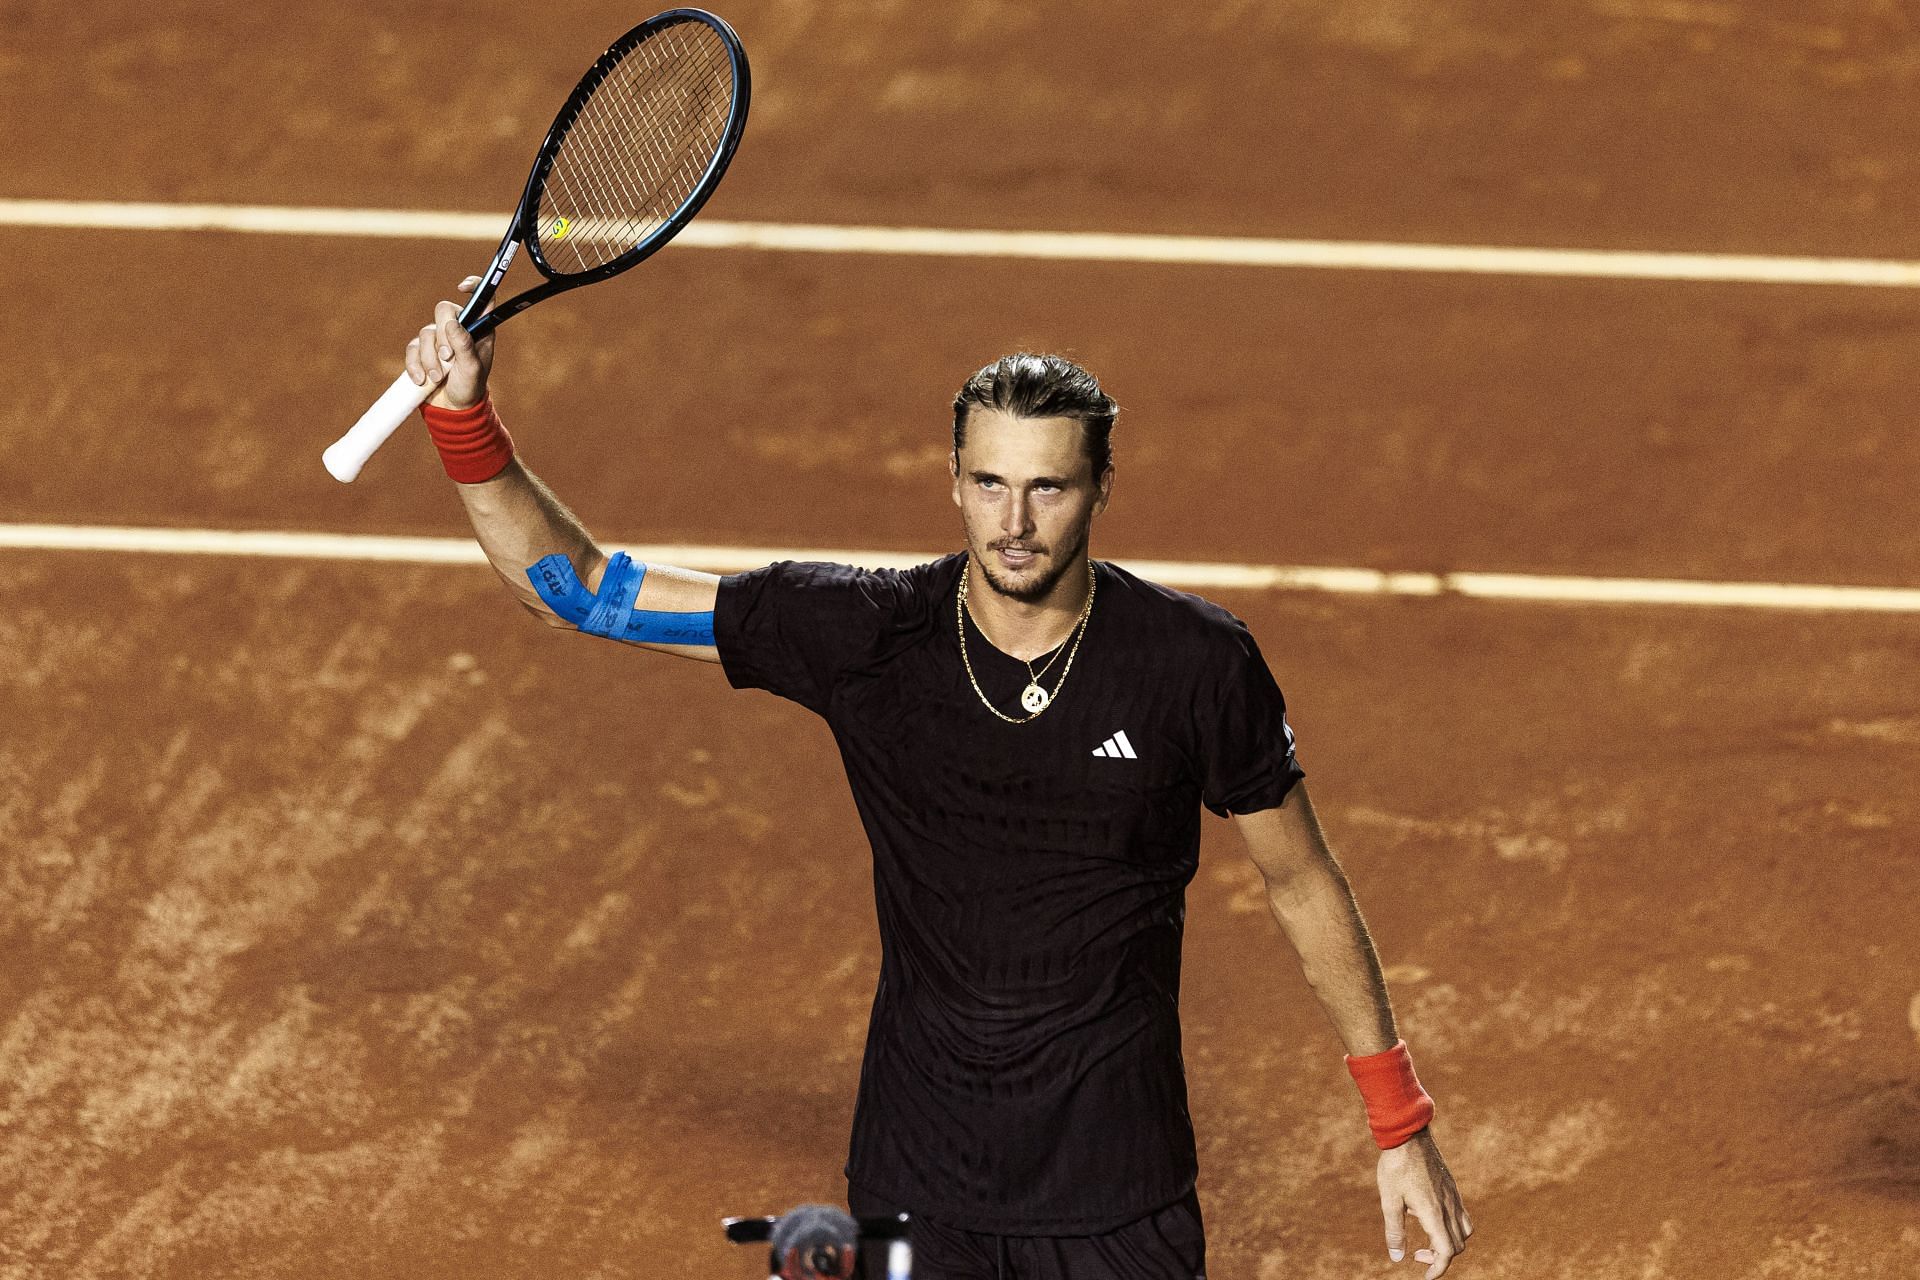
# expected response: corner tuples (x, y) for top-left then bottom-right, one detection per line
(1022, 631), (1071, 688)
(956, 558), (1096, 723)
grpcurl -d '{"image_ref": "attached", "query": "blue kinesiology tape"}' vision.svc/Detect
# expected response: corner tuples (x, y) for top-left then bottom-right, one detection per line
(528, 554), (594, 624)
(580, 552), (645, 638)
(527, 552), (716, 647)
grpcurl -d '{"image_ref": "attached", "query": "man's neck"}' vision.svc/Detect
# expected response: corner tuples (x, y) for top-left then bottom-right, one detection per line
(964, 555), (1093, 663)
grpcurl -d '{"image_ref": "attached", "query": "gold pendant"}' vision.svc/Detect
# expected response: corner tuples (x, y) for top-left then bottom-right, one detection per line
(1020, 683), (1051, 714)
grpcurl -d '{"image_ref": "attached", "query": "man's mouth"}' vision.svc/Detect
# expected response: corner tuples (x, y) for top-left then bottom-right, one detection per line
(994, 544), (1041, 568)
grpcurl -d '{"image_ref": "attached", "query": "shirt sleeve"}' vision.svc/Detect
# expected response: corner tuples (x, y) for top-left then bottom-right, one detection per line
(1198, 621), (1306, 817)
(713, 560), (913, 715)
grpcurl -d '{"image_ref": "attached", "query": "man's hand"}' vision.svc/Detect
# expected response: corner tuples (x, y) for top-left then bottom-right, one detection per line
(1379, 1129), (1472, 1277)
(405, 276), (497, 410)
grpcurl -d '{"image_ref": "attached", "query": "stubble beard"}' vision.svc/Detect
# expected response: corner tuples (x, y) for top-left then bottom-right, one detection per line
(975, 529), (1090, 605)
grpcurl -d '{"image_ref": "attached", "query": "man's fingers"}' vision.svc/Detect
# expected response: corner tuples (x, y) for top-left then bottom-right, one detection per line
(1380, 1190), (1408, 1261)
(416, 324), (446, 384)
(437, 313), (468, 367)
(1443, 1191), (1471, 1247)
(444, 281), (496, 357)
(412, 281), (494, 408)
(444, 314), (474, 351)
(1413, 1201), (1457, 1278)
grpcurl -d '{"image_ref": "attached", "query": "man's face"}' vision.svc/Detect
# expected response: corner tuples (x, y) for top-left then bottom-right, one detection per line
(950, 408), (1113, 604)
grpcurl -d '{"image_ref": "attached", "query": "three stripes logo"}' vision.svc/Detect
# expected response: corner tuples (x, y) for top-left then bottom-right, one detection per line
(1091, 730), (1138, 759)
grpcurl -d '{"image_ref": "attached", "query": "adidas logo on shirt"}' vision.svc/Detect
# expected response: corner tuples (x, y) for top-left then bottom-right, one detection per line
(1091, 730), (1138, 759)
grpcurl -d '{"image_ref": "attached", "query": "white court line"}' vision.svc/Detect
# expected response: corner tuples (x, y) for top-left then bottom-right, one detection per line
(4, 198), (1919, 287)
(4, 523), (1918, 612)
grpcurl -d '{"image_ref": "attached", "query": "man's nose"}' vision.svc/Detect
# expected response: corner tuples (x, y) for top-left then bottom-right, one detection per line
(1002, 492), (1034, 537)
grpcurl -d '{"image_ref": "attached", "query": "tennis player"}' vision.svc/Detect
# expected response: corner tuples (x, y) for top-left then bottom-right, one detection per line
(401, 284), (1473, 1280)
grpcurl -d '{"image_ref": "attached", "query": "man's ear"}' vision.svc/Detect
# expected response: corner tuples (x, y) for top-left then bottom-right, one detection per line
(1094, 463), (1114, 515)
(950, 450), (963, 509)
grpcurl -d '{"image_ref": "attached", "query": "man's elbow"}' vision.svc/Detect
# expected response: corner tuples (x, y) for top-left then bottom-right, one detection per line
(517, 596), (576, 629)
(489, 568), (573, 629)
(1262, 852), (1350, 923)
(1243, 821), (1341, 903)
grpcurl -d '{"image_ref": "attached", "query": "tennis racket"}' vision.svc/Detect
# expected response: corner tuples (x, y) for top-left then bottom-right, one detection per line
(322, 8), (750, 483)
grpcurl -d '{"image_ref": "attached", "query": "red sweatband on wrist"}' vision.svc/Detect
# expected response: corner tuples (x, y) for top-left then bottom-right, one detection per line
(1345, 1039), (1435, 1149)
(421, 396), (515, 484)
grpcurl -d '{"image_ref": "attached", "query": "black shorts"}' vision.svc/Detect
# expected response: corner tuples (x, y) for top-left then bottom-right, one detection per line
(847, 1183), (1206, 1280)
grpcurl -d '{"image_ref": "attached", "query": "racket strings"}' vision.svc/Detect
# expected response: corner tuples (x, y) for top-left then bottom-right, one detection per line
(538, 21), (736, 275)
(587, 40), (707, 213)
(540, 27), (731, 268)
(546, 37), (718, 251)
(568, 48), (730, 257)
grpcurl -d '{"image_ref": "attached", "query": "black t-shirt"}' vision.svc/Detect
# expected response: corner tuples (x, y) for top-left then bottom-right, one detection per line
(715, 553), (1304, 1234)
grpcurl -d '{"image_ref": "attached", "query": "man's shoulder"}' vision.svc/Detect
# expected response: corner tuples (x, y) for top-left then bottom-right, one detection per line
(714, 554), (964, 701)
(851, 551), (966, 613)
(731, 552), (963, 604)
(892, 550), (968, 592)
(1097, 559), (1253, 646)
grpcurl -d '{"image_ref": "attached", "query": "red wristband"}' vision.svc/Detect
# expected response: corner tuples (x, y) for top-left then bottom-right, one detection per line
(421, 395), (515, 484)
(1345, 1039), (1435, 1149)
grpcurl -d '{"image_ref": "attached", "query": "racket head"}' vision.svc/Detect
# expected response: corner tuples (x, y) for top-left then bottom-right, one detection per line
(519, 8), (750, 285)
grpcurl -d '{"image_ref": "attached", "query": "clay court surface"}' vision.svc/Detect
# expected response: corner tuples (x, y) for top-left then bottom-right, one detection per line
(3, 1), (1919, 1276)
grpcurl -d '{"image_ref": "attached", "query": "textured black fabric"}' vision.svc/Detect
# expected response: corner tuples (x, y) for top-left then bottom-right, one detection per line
(716, 554), (1303, 1234)
(848, 1182), (1207, 1280)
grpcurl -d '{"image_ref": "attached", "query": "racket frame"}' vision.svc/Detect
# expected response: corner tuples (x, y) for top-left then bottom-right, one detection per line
(457, 6), (752, 338)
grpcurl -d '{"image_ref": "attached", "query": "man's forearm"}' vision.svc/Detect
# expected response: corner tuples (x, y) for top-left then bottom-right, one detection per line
(452, 458), (603, 617)
(1266, 862), (1400, 1058)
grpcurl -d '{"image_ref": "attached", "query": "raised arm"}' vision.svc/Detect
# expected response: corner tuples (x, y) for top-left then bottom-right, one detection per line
(406, 278), (721, 662)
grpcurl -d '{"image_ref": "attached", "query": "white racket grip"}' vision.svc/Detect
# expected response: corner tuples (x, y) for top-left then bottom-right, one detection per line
(323, 371), (437, 482)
